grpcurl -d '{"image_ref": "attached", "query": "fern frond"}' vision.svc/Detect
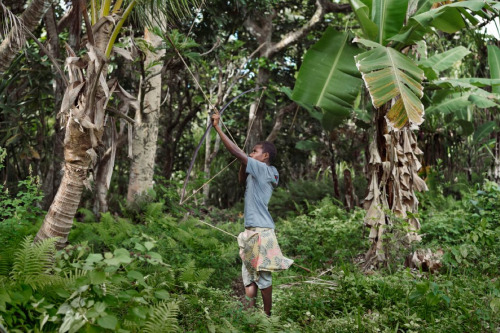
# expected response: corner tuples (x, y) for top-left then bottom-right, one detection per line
(11, 236), (61, 290)
(178, 260), (196, 284)
(0, 251), (12, 277)
(62, 268), (88, 286)
(123, 319), (141, 331)
(142, 301), (179, 333)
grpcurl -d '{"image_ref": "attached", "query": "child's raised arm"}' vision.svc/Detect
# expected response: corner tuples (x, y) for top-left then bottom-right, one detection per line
(211, 113), (248, 165)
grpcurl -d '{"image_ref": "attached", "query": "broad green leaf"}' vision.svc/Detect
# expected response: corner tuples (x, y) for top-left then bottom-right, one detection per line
(97, 315), (118, 330)
(89, 271), (106, 284)
(372, 0), (409, 45)
(390, 1), (490, 46)
(419, 46), (470, 73)
(154, 289), (170, 300)
(431, 6), (465, 33)
(456, 119), (474, 136)
(426, 93), (470, 115)
(127, 270), (144, 281)
(433, 78), (500, 89)
(355, 44), (424, 128)
(85, 253), (103, 263)
(349, 0), (378, 40)
(487, 45), (500, 94)
(473, 121), (497, 143)
(292, 28), (362, 131)
(295, 141), (322, 152)
(468, 95), (497, 108)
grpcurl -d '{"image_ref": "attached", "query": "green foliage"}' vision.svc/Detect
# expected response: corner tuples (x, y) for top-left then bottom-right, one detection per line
(419, 181), (500, 274)
(278, 197), (367, 267)
(269, 179), (337, 218)
(0, 163), (43, 248)
(10, 236), (60, 291)
(143, 301), (179, 333)
(1, 176), (499, 332)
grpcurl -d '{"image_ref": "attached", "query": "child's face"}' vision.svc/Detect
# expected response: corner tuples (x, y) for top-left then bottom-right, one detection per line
(249, 145), (269, 164)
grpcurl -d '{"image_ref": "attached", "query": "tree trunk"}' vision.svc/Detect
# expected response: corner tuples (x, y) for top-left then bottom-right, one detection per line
(329, 141), (340, 199)
(202, 116), (221, 204)
(35, 15), (113, 248)
(93, 123), (118, 215)
(246, 67), (270, 151)
(35, 120), (92, 248)
(41, 4), (65, 210)
(127, 29), (164, 203)
(494, 131), (500, 184)
(0, 0), (50, 73)
(343, 168), (358, 211)
(363, 104), (427, 269)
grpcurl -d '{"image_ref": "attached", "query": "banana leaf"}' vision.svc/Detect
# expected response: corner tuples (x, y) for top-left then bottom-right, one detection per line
(371, 0), (409, 45)
(291, 28), (362, 131)
(355, 40), (424, 128)
(474, 121), (498, 143)
(390, 1), (492, 47)
(487, 45), (500, 94)
(349, 0), (378, 41)
(419, 46), (470, 80)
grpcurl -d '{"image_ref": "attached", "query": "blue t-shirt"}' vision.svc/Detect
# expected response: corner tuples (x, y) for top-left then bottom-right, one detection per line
(244, 157), (279, 229)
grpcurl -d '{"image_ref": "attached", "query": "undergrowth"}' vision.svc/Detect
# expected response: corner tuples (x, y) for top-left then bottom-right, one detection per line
(0, 172), (499, 332)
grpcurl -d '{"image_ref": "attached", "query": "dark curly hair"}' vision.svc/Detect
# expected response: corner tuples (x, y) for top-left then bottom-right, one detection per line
(256, 141), (277, 165)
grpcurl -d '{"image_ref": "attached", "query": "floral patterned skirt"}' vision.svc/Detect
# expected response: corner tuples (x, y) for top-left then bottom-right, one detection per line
(237, 227), (293, 282)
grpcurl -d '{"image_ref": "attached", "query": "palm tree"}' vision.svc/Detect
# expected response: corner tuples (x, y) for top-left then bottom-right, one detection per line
(34, 0), (197, 248)
(0, 0), (50, 73)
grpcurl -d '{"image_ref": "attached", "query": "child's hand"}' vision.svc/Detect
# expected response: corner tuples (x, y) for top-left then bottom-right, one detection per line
(211, 113), (220, 127)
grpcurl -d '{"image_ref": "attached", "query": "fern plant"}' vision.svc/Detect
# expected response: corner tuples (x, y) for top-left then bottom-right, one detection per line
(143, 301), (180, 333)
(10, 236), (61, 290)
(178, 260), (214, 291)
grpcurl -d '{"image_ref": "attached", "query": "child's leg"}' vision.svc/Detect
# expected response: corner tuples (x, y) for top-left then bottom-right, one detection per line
(261, 285), (272, 316)
(244, 282), (258, 309)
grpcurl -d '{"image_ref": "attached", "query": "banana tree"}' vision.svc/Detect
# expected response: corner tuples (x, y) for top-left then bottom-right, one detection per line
(292, 0), (499, 267)
(34, 0), (196, 248)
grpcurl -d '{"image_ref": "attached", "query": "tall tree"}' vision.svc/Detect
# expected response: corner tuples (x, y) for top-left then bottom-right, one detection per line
(0, 0), (50, 73)
(127, 27), (165, 203)
(34, 0), (198, 247)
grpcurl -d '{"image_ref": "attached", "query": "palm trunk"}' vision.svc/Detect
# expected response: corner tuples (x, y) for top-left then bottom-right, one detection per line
(35, 16), (113, 248)
(127, 29), (164, 203)
(0, 0), (50, 73)
(35, 120), (92, 248)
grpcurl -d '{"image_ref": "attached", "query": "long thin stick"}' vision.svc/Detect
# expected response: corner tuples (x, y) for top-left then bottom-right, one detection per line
(192, 217), (312, 273)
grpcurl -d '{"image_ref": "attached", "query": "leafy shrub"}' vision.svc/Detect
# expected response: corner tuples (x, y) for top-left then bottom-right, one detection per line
(278, 197), (367, 267)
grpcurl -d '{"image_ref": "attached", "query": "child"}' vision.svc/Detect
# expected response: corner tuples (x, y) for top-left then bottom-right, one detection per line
(211, 113), (293, 316)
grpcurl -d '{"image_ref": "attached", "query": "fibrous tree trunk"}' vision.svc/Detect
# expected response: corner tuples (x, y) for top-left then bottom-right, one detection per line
(0, 0), (50, 73)
(127, 29), (165, 203)
(363, 105), (428, 268)
(35, 12), (115, 248)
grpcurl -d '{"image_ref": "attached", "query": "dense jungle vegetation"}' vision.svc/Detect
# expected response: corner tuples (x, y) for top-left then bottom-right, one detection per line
(0, 0), (499, 332)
